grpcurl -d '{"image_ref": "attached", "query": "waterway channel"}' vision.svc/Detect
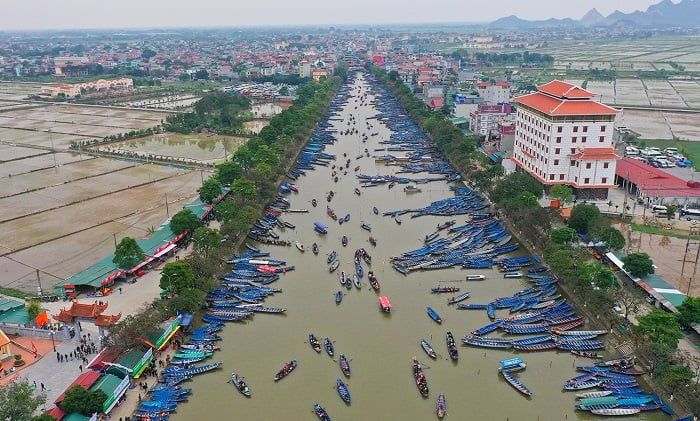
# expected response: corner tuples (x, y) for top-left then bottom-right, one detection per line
(174, 74), (665, 420)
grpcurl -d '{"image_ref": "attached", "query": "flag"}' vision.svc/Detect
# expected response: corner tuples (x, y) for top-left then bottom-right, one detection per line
(31, 342), (38, 356)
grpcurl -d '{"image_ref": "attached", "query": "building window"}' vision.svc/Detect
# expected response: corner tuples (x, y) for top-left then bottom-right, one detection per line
(603, 162), (609, 169)
(602, 177), (607, 184)
(582, 136), (587, 143)
(554, 159), (559, 165)
(575, 176), (578, 182)
(556, 137), (562, 143)
(549, 174), (554, 180)
(572, 137), (577, 143)
(555, 148), (560, 154)
(571, 148), (576, 154)
(586, 163), (591, 169)
(584, 178), (590, 184)
(560, 174), (565, 180)
(557, 126), (562, 133)
(601, 126), (606, 132)
(583, 126), (588, 133)
(573, 126), (578, 133)
(599, 136), (605, 142)
(570, 160), (576, 166)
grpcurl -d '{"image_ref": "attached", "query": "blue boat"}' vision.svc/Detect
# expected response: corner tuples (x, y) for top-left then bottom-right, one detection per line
(427, 307), (442, 324)
(324, 337), (335, 357)
(335, 291), (343, 304)
(336, 378), (351, 404)
(327, 251), (337, 264)
(501, 370), (532, 397)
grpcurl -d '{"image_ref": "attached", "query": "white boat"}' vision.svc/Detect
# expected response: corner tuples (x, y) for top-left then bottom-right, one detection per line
(404, 185), (421, 193)
(294, 241), (305, 252)
(503, 272), (523, 279)
(590, 408), (640, 416)
(465, 274), (485, 281)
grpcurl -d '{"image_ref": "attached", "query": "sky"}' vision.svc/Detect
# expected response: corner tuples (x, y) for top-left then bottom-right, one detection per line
(2, 0), (668, 31)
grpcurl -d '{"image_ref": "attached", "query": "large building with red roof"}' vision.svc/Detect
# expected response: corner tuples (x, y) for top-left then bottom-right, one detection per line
(513, 80), (620, 199)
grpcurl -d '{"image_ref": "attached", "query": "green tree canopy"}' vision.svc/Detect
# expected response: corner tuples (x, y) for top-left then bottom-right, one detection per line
(112, 236), (146, 269)
(514, 191), (540, 209)
(198, 177), (223, 204)
(491, 172), (544, 204)
(568, 203), (602, 234)
(598, 226), (625, 250)
(169, 209), (202, 235)
(160, 261), (196, 294)
(550, 184), (573, 203)
(0, 380), (46, 421)
(167, 288), (206, 315)
(677, 296), (700, 329)
(58, 386), (107, 417)
(26, 300), (42, 320)
(576, 261), (617, 290)
(215, 161), (241, 185)
(231, 178), (258, 202)
(550, 227), (577, 244)
(623, 252), (654, 278)
(657, 363), (694, 393)
(278, 86), (290, 96)
(634, 308), (683, 350)
(214, 199), (238, 224)
(192, 226), (221, 256)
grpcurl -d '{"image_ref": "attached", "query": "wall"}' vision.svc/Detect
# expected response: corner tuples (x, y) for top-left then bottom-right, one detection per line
(0, 325), (70, 340)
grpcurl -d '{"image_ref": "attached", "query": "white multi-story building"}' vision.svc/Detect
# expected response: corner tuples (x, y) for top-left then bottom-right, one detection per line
(513, 80), (619, 199)
(476, 81), (511, 104)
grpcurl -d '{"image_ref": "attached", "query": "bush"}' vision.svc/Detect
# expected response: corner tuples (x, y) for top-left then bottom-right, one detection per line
(568, 203), (601, 234)
(623, 252), (654, 278)
(59, 386), (107, 416)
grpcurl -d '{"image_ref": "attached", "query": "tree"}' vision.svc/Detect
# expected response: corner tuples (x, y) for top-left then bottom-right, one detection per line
(215, 161), (241, 185)
(179, 72), (191, 82)
(112, 236), (146, 269)
(169, 209), (202, 235)
(59, 386), (107, 416)
(677, 296), (700, 329)
(657, 363), (694, 393)
(491, 171), (543, 204)
(198, 177), (223, 204)
(104, 305), (164, 352)
(0, 380), (46, 421)
(550, 184), (573, 204)
(194, 69), (209, 80)
(160, 261), (196, 294)
(598, 227), (625, 250)
(634, 308), (683, 350)
(623, 252), (654, 278)
(568, 203), (602, 234)
(231, 178), (258, 202)
(514, 191), (540, 209)
(551, 227), (577, 244)
(141, 48), (157, 59)
(26, 300), (42, 321)
(167, 288), (206, 315)
(214, 199), (238, 224)
(614, 287), (643, 321)
(576, 262), (617, 291)
(192, 227), (221, 256)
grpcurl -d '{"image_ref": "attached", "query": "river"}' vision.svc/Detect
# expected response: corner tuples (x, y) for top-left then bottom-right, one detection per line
(173, 74), (665, 420)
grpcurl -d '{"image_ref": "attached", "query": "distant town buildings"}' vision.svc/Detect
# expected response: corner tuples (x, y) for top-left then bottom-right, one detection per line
(53, 56), (90, 77)
(39, 78), (134, 98)
(512, 80), (619, 199)
(470, 103), (514, 137)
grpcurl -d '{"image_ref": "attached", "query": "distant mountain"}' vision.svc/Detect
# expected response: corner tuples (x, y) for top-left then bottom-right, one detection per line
(489, 0), (700, 29)
(580, 8), (605, 26)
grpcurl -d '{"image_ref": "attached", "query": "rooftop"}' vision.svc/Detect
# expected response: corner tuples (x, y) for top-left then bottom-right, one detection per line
(537, 80), (594, 99)
(616, 158), (700, 198)
(516, 92), (618, 117)
(570, 147), (620, 161)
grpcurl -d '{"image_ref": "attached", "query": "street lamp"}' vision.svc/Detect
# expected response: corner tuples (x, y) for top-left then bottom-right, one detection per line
(49, 330), (56, 352)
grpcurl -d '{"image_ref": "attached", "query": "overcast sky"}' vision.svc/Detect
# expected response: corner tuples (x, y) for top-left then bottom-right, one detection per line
(3, 0), (668, 31)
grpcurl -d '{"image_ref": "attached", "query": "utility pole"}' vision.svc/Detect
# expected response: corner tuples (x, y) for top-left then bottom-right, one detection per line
(165, 194), (169, 217)
(200, 170), (204, 185)
(36, 269), (43, 296)
(685, 225), (700, 295)
(113, 233), (118, 250)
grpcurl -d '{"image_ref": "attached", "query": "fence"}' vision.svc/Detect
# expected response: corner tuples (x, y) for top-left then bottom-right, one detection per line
(0, 324), (70, 341)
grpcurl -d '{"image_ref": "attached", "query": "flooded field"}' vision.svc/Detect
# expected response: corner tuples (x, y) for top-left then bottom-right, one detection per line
(98, 133), (248, 163)
(173, 75), (666, 420)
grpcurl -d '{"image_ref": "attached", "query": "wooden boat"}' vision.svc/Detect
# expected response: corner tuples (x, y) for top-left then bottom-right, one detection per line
(570, 350), (601, 359)
(501, 370), (532, 397)
(378, 295), (392, 312)
(274, 360), (298, 381)
(361, 222), (372, 232)
(446, 331), (458, 361)
(324, 337), (335, 357)
(339, 354), (351, 377)
(466, 274), (486, 281)
(313, 403), (331, 421)
(335, 291), (343, 304)
(327, 251), (337, 264)
(368, 271), (380, 291)
(309, 333), (322, 353)
(343, 214), (350, 223)
(427, 307), (442, 324)
(420, 339), (437, 359)
(312, 243), (319, 255)
(436, 220), (455, 230)
(342, 236), (348, 247)
(352, 274), (361, 289)
(171, 356), (206, 365)
(447, 291), (470, 305)
(504, 272), (523, 278)
(436, 394), (447, 419)
(395, 217), (402, 225)
(369, 237), (377, 246)
(432, 287), (459, 294)
(412, 358), (429, 397)
(230, 372), (251, 397)
(295, 241), (305, 252)
(336, 378), (351, 404)
(404, 185), (421, 193)
(311, 199), (317, 207)
(590, 408), (640, 416)
(329, 260), (340, 273)
(340, 271), (348, 287)
(486, 303), (496, 320)
(576, 391), (613, 399)
(372, 206), (379, 215)
(354, 188), (361, 195)
(499, 357), (527, 372)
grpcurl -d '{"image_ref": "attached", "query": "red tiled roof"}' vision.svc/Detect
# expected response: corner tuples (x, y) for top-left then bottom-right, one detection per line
(537, 80), (594, 99)
(570, 147), (620, 160)
(515, 92), (618, 116)
(95, 313), (121, 327)
(53, 301), (109, 323)
(45, 406), (65, 420)
(616, 158), (700, 198)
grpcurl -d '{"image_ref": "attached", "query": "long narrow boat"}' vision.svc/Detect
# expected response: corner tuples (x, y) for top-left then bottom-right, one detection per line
(412, 358), (429, 397)
(466, 274), (486, 281)
(324, 337), (335, 357)
(446, 331), (458, 361)
(447, 291), (470, 305)
(335, 291), (343, 304)
(431, 286), (459, 294)
(309, 333), (322, 353)
(327, 251), (337, 264)
(313, 403), (331, 421)
(368, 272), (380, 291)
(230, 372), (251, 397)
(427, 307), (442, 324)
(436, 394), (447, 419)
(421, 339), (437, 359)
(336, 379), (351, 404)
(339, 354), (351, 377)
(590, 408), (640, 416)
(329, 260), (340, 273)
(501, 370), (532, 397)
(352, 274), (361, 289)
(274, 360), (298, 381)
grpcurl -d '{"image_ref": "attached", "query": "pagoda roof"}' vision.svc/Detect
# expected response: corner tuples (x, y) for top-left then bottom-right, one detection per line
(95, 313), (121, 327)
(53, 301), (109, 323)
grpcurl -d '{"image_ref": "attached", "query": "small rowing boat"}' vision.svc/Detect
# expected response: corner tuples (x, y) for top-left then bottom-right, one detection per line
(342, 236), (348, 247)
(324, 337), (335, 357)
(327, 251), (337, 264)
(372, 206), (379, 215)
(313, 403), (331, 421)
(335, 291), (343, 304)
(230, 372), (251, 397)
(274, 360), (298, 381)
(436, 394), (447, 419)
(427, 307), (442, 324)
(412, 358), (429, 397)
(295, 241), (305, 252)
(352, 274), (361, 289)
(431, 286), (459, 294)
(421, 339), (437, 359)
(447, 291), (470, 305)
(336, 378), (351, 404)
(361, 222), (372, 232)
(501, 370), (532, 397)
(369, 236), (377, 246)
(312, 243), (319, 255)
(368, 271), (380, 291)
(339, 354), (351, 377)
(329, 260), (340, 273)
(446, 331), (458, 361)
(466, 274), (486, 281)
(309, 333), (322, 353)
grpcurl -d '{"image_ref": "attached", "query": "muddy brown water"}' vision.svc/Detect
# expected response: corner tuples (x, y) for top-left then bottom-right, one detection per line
(173, 76), (666, 420)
